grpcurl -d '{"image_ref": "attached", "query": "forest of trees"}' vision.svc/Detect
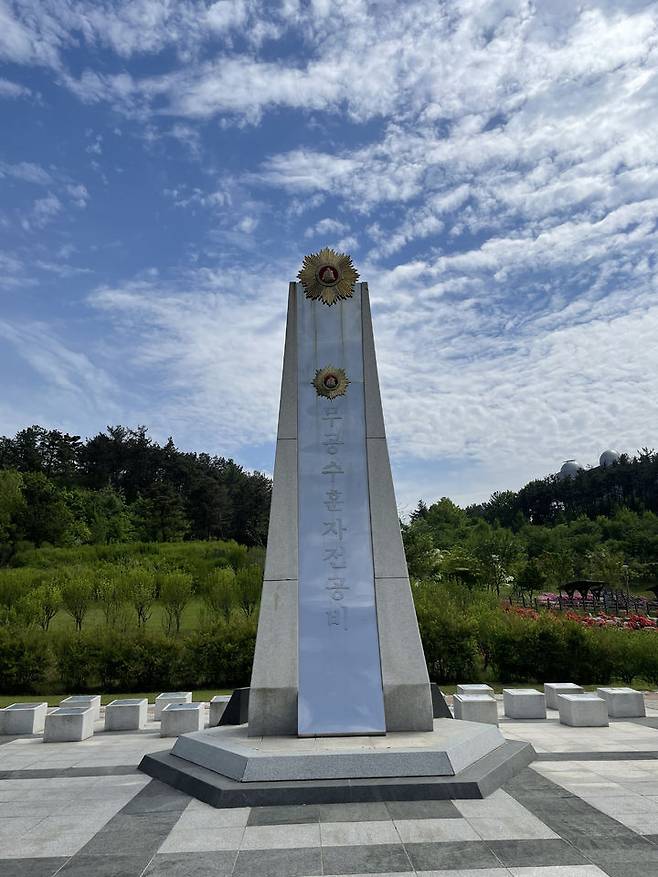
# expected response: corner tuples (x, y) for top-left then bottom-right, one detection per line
(0, 425), (271, 559)
(402, 449), (658, 598)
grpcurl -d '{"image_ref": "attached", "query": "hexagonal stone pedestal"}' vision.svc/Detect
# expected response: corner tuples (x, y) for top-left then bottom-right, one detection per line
(140, 718), (534, 806)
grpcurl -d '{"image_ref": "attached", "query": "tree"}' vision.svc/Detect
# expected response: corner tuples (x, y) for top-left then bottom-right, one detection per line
(97, 572), (129, 627)
(160, 571), (193, 634)
(134, 482), (190, 542)
(14, 472), (74, 546)
(0, 469), (25, 544)
(203, 567), (237, 620)
(61, 573), (93, 631)
(235, 565), (262, 615)
(31, 580), (62, 631)
(127, 568), (157, 627)
(514, 559), (546, 606)
(401, 526), (440, 580)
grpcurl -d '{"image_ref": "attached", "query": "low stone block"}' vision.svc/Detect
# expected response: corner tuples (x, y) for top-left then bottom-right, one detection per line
(544, 682), (584, 710)
(209, 695), (231, 727)
(104, 698), (148, 731)
(44, 707), (95, 742)
(161, 702), (205, 737)
(155, 691), (192, 720)
(453, 694), (498, 725)
(0, 702), (48, 735)
(558, 693), (608, 727)
(596, 687), (646, 718)
(59, 695), (101, 721)
(456, 684), (494, 696)
(503, 688), (546, 719)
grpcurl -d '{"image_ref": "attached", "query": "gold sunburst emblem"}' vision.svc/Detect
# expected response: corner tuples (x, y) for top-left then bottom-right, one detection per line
(312, 366), (350, 400)
(298, 247), (359, 306)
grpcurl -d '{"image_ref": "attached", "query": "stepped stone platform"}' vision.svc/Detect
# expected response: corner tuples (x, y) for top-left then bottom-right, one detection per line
(139, 718), (534, 806)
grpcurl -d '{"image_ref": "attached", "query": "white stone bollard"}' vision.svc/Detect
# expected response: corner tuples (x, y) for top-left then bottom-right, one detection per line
(596, 687), (646, 718)
(44, 707), (95, 742)
(453, 694), (499, 725)
(155, 692), (192, 720)
(503, 688), (546, 720)
(544, 683), (584, 710)
(456, 684), (494, 696)
(0, 702), (48, 735)
(558, 693), (608, 727)
(59, 695), (101, 721)
(209, 695), (231, 727)
(160, 702), (205, 737)
(104, 698), (148, 731)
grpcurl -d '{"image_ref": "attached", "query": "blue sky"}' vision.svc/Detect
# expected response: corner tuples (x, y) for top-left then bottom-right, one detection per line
(1, 0), (657, 511)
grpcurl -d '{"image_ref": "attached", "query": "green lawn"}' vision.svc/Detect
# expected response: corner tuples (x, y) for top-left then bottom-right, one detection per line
(47, 597), (208, 634)
(0, 689), (232, 708)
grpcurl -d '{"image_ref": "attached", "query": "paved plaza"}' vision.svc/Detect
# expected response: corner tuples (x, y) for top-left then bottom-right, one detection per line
(2, 699), (658, 876)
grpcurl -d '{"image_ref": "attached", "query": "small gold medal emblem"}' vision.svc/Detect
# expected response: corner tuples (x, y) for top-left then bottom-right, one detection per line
(312, 366), (350, 399)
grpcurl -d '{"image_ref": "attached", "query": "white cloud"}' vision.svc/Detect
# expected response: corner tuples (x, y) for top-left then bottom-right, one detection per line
(0, 161), (52, 185)
(0, 77), (30, 98)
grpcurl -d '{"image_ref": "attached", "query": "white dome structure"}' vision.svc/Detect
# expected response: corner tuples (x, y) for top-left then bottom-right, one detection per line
(599, 449), (620, 468)
(558, 459), (584, 480)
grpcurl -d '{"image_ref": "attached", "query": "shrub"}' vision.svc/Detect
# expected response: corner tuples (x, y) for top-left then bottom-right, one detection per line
(185, 614), (257, 688)
(0, 627), (51, 693)
(414, 583), (479, 683)
(53, 631), (102, 691)
(202, 567), (238, 621)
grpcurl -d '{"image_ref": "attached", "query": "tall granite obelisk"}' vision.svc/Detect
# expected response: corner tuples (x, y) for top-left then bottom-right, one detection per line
(248, 250), (433, 736)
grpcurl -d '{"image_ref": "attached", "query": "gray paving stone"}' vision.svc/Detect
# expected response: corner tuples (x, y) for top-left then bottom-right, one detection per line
(487, 838), (593, 867)
(232, 847), (322, 877)
(322, 842), (412, 874)
(247, 804), (319, 825)
(0, 858), (67, 877)
(385, 799), (460, 820)
(599, 865), (658, 877)
(57, 854), (148, 876)
(319, 802), (391, 823)
(81, 812), (181, 856)
(121, 779), (190, 815)
(571, 835), (658, 864)
(142, 851), (236, 875)
(405, 840), (501, 871)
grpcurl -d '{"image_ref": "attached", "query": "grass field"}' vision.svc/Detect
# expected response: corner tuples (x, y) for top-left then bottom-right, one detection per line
(45, 597), (208, 635)
(0, 689), (232, 709)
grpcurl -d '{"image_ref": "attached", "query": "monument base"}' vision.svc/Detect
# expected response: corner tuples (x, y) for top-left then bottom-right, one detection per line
(139, 719), (535, 806)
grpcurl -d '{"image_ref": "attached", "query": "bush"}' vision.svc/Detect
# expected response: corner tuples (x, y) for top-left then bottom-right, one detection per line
(414, 583), (479, 683)
(185, 614), (257, 688)
(0, 628), (51, 693)
(53, 631), (102, 691)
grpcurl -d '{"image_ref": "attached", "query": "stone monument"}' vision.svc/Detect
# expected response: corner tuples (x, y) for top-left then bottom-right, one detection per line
(140, 250), (533, 805)
(248, 248), (433, 737)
